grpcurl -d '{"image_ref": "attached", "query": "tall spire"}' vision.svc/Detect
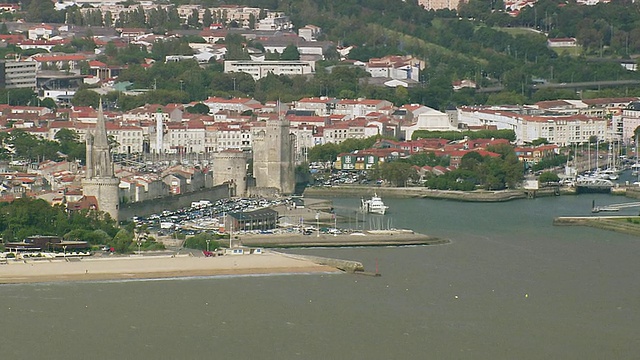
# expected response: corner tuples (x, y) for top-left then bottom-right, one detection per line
(94, 100), (109, 148)
(86, 99), (113, 178)
(82, 99), (120, 221)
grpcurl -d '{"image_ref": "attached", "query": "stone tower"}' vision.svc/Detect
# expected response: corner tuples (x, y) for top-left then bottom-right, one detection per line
(82, 102), (120, 220)
(212, 150), (247, 197)
(252, 114), (295, 195)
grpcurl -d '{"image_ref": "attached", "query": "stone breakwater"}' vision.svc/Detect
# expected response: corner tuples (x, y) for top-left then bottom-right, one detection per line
(276, 252), (365, 273)
(553, 216), (640, 236)
(238, 231), (449, 248)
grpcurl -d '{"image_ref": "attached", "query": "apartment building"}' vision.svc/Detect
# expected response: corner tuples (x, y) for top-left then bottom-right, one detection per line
(0, 60), (37, 89)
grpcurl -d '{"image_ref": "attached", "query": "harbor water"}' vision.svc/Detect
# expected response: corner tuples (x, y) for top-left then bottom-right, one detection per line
(2, 194), (639, 359)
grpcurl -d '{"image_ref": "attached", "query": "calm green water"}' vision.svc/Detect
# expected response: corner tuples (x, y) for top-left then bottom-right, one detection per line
(2, 194), (639, 359)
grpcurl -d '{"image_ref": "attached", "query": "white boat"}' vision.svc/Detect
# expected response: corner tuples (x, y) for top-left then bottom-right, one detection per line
(361, 194), (389, 215)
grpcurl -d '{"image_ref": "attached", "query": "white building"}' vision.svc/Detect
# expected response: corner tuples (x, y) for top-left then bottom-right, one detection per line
(28, 24), (55, 40)
(333, 99), (393, 120)
(298, 25), (321, 41)
(224, 60), (315, 80)
(404, 107), (457, 140)
(107, 124), (145, 154)
(621, 103), (640, 144)
(458, 106), (608, 146)
(256, 13), (292, 31)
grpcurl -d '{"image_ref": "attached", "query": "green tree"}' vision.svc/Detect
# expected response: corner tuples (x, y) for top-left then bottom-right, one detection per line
(111, 229), (133, 253)
(539, 171), (560, 184)
(183, 233), (224, 250)
(71, 89), (100, 107)
(280, 44), (301, 60)
(203, 9), (213, 28)
(186, 103), (210, 114)
(380, 161), (418, 187)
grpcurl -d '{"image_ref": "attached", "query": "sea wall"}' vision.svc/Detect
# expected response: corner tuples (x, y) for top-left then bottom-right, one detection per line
(304, 186), (526, 202)
(553, 216), (640, 236)
(276, 252), (364, 272)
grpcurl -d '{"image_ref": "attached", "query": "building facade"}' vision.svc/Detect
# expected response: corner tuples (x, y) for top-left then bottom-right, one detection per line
(0, 60), (37, 89)
(224, 60), (315, 80)
(252, 116), (295, 194)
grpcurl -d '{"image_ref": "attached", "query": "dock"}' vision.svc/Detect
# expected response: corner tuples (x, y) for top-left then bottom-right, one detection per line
(237, 231), (449, 249)
(553, 216), (640, 236)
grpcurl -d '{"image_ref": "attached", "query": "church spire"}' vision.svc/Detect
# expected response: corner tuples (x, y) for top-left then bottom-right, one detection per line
(94, 100), (109, 148)
(86, 99), (113, 178)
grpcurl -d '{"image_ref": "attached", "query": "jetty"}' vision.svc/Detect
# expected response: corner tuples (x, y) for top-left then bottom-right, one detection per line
(553, 216), (640, 236)
(591, 201), (640, 213)
(237, 231), (449, 248)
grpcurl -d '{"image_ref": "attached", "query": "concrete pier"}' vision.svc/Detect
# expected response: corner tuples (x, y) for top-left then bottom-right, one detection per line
(238, 231), (449, 249)
(553, 216), (640, 236)
(277, 252), (365, 273)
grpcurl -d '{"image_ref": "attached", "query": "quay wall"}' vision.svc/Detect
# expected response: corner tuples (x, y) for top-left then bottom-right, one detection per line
(118, 184), (231, 221)
(304, 186), (526, 202)
(304, 185), (640, 201)
(553, 216), (640, 236)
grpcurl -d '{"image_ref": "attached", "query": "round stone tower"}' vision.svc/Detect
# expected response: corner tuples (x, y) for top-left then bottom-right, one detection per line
(212, 150), (247, 197)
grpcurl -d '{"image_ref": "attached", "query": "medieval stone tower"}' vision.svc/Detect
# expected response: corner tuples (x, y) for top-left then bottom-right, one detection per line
(252, 115), (295, 195)
(82, 102), (120, 220)
(212, 149), (247, 197)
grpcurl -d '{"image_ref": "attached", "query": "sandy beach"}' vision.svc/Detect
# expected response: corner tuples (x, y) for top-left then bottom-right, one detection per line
(0, 252), (340, 284)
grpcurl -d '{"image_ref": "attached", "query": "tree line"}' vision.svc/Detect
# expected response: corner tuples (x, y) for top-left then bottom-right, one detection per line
(0, 128), (85, 164)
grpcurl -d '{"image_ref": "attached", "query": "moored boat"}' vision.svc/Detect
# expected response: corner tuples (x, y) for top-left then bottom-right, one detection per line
(361, 194), (389, 215)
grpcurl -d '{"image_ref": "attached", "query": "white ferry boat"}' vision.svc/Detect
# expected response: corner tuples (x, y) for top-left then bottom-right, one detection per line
(361, 194), (389, 215)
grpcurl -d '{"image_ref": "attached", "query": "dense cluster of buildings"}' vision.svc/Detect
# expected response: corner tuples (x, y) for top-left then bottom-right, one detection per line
(2, 94), (637, 219)
(0, 1), (634, 221)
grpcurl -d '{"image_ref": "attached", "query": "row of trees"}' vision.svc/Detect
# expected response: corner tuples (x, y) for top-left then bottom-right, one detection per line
(307, 136), (383, 163)
(0, 198), (167, 253)
(0, 129), (85, 164)
(411, 129), (517, 142)
(0, 198), (117, 243)
(423, 144), (524, 191)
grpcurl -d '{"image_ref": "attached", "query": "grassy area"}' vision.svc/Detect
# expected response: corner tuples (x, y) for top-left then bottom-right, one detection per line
(493, 26), (546, 38)
(551, 47), (582, 57)
(371, 23), (489, 66)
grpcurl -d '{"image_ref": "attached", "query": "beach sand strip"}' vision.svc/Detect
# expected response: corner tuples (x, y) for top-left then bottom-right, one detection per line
(0, 252), (339, 284)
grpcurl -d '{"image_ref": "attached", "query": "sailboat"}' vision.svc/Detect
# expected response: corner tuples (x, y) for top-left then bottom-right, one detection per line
(576, 138), (614, 193)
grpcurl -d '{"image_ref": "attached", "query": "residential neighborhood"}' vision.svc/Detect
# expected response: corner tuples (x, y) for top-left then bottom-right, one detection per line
(0, 0), (637, 216)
